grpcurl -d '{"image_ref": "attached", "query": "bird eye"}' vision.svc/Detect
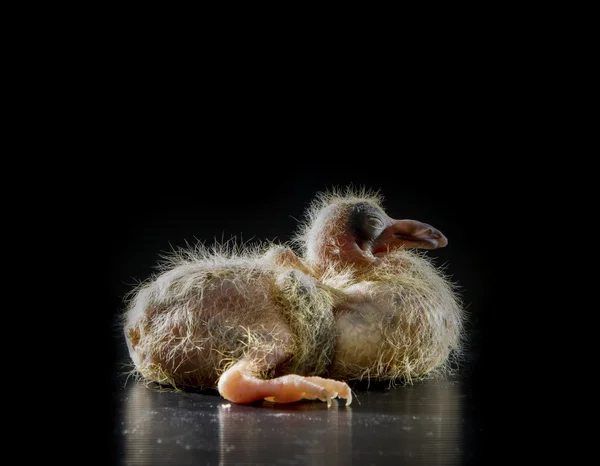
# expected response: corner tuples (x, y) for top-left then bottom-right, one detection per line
(366, 216), (384, 230)
(350, 203), (387, 241)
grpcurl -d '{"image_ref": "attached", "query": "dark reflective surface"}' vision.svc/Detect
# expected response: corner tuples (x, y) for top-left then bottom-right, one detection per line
(112, 373), (482, 465)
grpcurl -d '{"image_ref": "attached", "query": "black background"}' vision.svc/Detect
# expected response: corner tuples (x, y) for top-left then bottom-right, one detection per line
(30, 15), (557, 463)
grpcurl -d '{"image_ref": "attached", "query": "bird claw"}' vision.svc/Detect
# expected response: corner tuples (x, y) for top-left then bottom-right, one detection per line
(258, 375), (352, 407)
(305, 376), (352, 407)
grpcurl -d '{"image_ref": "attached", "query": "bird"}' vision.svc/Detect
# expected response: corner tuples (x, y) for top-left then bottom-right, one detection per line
(122, 188), (463, 407)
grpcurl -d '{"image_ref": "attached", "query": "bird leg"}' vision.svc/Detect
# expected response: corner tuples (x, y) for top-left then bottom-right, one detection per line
(217, 359), (352, 407)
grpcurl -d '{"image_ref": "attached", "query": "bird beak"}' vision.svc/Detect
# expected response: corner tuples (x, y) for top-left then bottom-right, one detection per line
(372, 219), (448, 254)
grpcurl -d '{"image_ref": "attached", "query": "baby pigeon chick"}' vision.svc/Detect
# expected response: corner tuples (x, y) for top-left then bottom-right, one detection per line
(123, 189), (463, 406)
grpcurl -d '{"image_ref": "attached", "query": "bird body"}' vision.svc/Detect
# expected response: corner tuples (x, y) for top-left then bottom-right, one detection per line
(123, 189), (463, 406)
(328, 250), (461, 382)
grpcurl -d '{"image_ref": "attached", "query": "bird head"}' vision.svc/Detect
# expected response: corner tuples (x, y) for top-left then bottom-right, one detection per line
(296, 189), (447, 272)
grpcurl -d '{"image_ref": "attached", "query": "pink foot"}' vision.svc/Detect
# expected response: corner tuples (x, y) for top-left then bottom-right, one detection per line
(217, 361), (352, 407)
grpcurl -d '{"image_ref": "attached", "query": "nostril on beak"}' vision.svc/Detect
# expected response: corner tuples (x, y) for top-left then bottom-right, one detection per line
(429, 229), (442, 239)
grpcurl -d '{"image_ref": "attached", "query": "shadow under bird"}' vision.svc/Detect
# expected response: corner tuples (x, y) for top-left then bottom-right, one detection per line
(123, 188), (464, 406)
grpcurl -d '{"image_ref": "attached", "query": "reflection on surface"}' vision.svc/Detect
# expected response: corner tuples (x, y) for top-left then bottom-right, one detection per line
(121, 383), (221, 465)
(117, 377), (465, 465)
(218, 398), (353, 465)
